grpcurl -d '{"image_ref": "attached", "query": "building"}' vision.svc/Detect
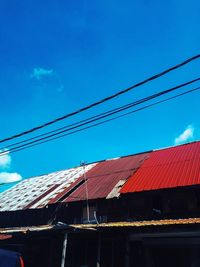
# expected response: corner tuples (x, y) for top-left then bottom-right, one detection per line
(0, 141), (200, 266)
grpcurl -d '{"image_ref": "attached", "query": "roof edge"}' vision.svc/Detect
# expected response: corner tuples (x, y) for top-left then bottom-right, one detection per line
(19, 140), (200, 181)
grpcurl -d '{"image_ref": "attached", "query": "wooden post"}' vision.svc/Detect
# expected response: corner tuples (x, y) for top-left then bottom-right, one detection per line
(97, 234), (101, 267)
(61, 233), (68, 267)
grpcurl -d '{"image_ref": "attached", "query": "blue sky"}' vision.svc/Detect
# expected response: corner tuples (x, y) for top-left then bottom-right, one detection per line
(0, 0), (200, 191)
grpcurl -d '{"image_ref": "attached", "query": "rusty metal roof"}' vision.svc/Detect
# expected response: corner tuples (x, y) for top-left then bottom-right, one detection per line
(0, 152), (149, 211)
(1, 141), (199, 212)
(0, 224), (54, 234)
(121, 141), (200, 193)
(65, 153), (150, 202)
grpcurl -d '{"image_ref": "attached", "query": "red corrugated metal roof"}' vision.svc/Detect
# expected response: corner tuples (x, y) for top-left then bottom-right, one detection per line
(2, 141), (200, 211)
(121, 142), (200, 193)
(65, 153), (150, 202)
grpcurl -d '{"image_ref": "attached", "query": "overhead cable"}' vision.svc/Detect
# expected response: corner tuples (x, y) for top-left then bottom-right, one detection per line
(1, 77), (200, 151)
(0, 54), (199, 144)
(0, 86), (199, 156)
(0, 77), (200, 150)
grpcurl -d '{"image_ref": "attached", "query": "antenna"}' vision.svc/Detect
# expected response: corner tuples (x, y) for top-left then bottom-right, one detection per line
(81, 161), (90, 223)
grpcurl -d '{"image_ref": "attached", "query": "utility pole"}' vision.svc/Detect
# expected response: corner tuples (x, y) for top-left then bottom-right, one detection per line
(81, 161), (90, 222)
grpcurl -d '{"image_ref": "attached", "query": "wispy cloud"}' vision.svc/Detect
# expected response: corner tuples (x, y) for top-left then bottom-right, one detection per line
(0, 172), (22, 185)
(174, 125), (194, 145)
(31, 67), (53, 80)
(0, 150), (11, 169)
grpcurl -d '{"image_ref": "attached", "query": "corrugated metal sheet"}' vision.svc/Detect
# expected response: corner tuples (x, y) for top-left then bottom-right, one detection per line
(0, 152), (149, 211)
(0, 218), (200, 234)
(2, 141), (199, 212)
(106, 180), (126, 199)
(65, 153), (150, 202)
(121, 142), (200, 193)
(0, 164), (96, 211)
(0, 225), (54, 234)
(70, 217), (200, 229)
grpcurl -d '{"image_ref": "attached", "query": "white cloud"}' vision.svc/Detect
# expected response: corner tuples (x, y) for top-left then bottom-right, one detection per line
(0, 172), (22, 184)
(0, 150), (22, 186)
(174, 125), (194, 145)
(0, 150), (11, 169)
(31, 67), (53, 80)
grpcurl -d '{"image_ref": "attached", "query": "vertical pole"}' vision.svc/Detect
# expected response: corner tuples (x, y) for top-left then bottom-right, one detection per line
(81, 162), (90, 222)
(61, 233), (68, 267)
(97, 234), (101, 267)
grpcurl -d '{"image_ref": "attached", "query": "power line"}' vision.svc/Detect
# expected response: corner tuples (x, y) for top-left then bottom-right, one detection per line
(0, 54), (199, 144)
(1, 77), (200, 152)
(1, 98), (153, 149)
(1, 86), (199, 156)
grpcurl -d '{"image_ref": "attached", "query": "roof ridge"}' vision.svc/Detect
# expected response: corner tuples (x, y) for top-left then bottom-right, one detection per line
(153, 140), (200, 152)
(17, 140), (200, 180)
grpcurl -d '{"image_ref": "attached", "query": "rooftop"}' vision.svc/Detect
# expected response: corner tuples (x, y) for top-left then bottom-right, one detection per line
(0, 141), (199, 212)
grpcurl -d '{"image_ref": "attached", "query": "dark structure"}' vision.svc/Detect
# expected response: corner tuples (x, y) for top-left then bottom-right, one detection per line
(0, 141), (200, 266)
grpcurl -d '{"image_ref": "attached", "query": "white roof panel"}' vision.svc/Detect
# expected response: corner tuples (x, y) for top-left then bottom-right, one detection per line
(0, 163), (96, 211)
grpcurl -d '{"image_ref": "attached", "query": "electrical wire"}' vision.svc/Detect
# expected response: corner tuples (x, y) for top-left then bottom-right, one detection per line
(2, 77), (200, 150)
(0, 86), (199, 156)
(0, 54), (199, 144)
(1, 77), (200, 152)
